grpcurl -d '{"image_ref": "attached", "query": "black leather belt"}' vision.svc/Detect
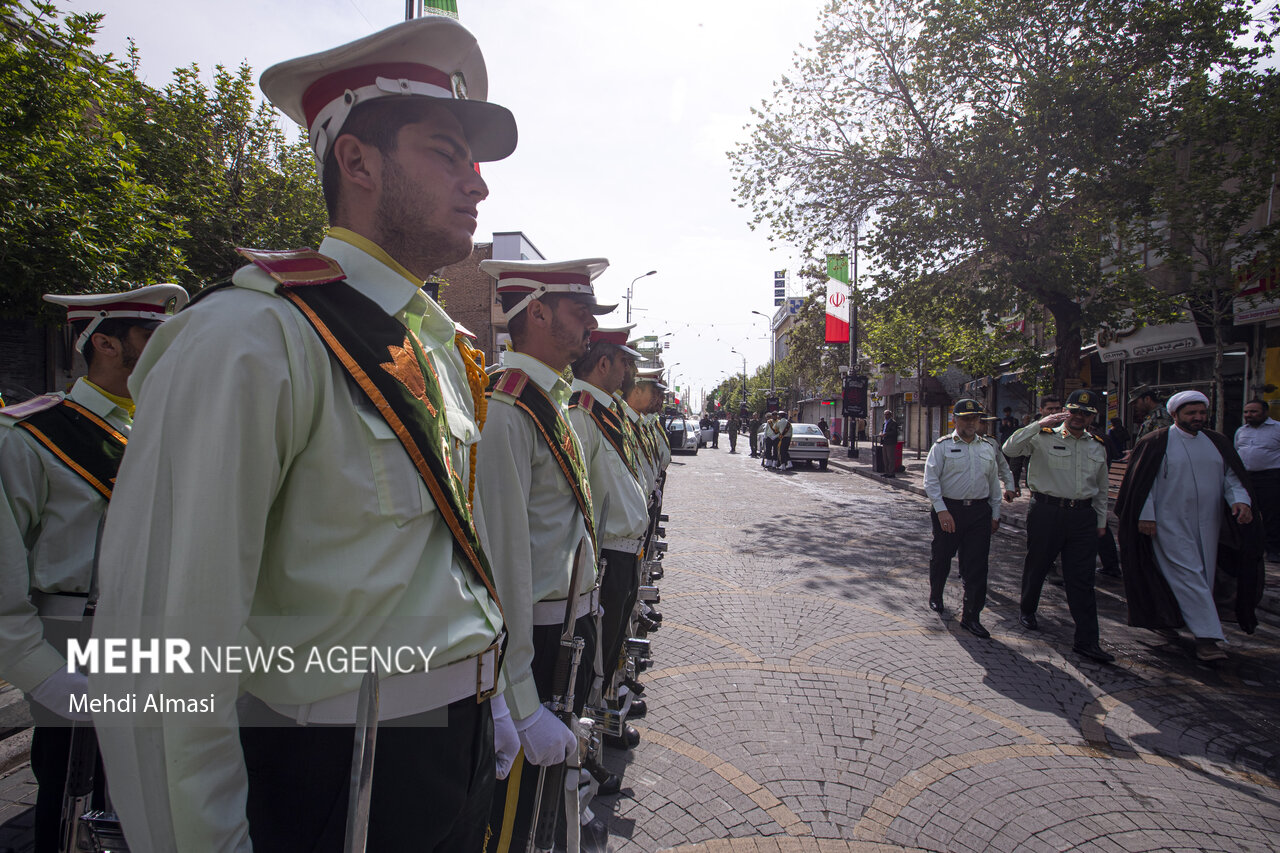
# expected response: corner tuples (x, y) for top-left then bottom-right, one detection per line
(1032, 492), (1091, 509)
(943, 497), (985, 507)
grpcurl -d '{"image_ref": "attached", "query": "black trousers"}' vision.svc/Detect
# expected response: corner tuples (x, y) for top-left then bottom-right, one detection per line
(929, 500), (992, 619)
(762, 438), (776, 464)
(1250, 468), (1280, 554)
(599, 549), (640, 683)
(487, 615), (597, 853)
(729, 430), (738, 452)
(1096, 524), (1120, 572)
(778, 436), (792, 467)
(1021, 498), (1101, 647)
(239, 692), (495, 853)
(748, 431), (758, 456)
(881, 442), (896, 476)
(29, 720), (106, 853)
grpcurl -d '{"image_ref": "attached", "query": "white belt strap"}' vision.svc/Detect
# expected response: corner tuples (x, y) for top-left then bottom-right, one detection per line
(265, 634), (502, 725)
(532, 587), (599, 626)
(601, 537), (642, 555)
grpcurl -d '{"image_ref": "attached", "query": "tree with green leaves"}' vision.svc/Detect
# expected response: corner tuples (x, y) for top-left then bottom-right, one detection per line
(1145, 70), (1280, 431)
(731, 0), (1259, 394)
(0, 0), (184, 318)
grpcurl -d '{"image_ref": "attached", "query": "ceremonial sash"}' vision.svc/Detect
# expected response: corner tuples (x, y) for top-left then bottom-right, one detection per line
(9, 399), (126, 500)
(569, 390), (638, 480)
(627, 414), (656, 467)
(489, 369), (596, 551)
(277, 281), (501, 606)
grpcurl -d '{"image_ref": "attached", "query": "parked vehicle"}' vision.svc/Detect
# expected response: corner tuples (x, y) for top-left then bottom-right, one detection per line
(755, 422), (830, 469)
(665, 416), (699, 454)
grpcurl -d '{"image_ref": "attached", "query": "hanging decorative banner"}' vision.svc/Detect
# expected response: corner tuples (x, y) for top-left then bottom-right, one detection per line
(825, 254), (850, 343)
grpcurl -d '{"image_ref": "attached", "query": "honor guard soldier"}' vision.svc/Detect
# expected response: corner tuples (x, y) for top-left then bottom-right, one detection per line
(0, 285), (185, 853)
(922, 399), (1003, 638)
(478, 258), (613, 853)
(1002, 389), (1115, 663)
(567, 329), (650, 706)
(91, 17), (515, 851)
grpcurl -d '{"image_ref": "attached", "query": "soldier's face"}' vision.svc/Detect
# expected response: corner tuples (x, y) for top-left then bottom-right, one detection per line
(1244, 402), (1268, 425)
(1175, 403), (1208, 434)
(955, 413), (980, 439)
(374, 106), (489, 272)
(1039, 400), (1063, 416)
(1064, 409), (1094, 432)
(549, 297), (597, 361)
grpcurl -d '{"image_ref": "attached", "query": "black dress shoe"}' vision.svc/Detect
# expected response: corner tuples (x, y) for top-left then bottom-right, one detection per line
(604, 725), (640, 750)
(928, 598), (944, 613)
(595, 773), (622, 796)
(1073, 643), (1116, 664)
(960, 619), (990, 639)
(1019, 612), (1038, 631)
(627, 698), (647, 719)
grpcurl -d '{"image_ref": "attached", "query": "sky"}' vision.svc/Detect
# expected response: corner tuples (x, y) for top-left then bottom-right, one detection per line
(70, 0), (831, 405)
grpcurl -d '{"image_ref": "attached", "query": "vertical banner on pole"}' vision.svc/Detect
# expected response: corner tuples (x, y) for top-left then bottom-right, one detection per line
(422, 0), (459, 17)
(825, 254), (850, 343)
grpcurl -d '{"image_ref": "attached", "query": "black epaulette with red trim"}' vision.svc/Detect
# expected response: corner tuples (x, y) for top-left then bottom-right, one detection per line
(568, 390), (594, 411)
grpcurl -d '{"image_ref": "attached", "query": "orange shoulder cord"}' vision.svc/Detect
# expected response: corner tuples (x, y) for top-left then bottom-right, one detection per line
(455, 333), (488, 510)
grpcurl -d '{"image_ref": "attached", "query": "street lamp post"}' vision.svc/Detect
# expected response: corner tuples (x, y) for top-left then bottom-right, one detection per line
(625, 270), (657, 323)
(729, 349), (748, 406)
(750, 310), (776, 393)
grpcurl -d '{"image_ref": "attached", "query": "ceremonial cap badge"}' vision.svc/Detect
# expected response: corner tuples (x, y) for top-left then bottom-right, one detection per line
(481, 258), (617, 323)
(44, 284), (189, 353)
(260, 16), (518, 167)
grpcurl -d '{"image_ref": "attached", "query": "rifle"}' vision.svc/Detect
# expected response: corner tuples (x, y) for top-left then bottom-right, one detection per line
(528, 495), (608, 852)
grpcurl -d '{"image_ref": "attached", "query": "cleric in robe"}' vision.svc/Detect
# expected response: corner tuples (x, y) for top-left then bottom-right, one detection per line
(1116, 390), (1266, 646)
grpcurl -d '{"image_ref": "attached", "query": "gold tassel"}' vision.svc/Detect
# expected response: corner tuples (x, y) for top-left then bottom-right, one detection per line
(456, 333), (488, 510)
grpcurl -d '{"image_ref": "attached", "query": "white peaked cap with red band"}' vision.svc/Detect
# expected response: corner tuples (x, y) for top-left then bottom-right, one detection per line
(260, 16), (518, 167)
(43, 284), (189, 352)
(480, 258), (618, 323)
(591, 325), (643, 358)
(636, 367), (668, 390)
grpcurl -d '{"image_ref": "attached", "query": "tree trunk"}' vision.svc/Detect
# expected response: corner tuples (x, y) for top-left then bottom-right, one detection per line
(1046, 298), (1085, 397)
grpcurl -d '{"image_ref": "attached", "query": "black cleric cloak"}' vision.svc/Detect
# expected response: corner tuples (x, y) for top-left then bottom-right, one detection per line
(1115, 427), (1265, 634)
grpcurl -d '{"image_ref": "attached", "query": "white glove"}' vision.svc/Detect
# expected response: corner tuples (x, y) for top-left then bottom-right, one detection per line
(512, 704), (576, 766)
(31, 669), (91, 722)
(491, 694), (520, 779)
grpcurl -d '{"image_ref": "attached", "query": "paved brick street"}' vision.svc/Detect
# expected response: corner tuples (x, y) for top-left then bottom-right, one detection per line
(3, 443), (1278, 852)
(595, 444), (1280, 852)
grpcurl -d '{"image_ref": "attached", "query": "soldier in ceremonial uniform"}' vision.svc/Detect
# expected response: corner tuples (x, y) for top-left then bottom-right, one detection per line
(922, 400), (1004, 638)
(477, 258), (612, 852)
(92, 18), (514, 851)
(0, 285), (186, 853)
(1002, 389), (1115, 663)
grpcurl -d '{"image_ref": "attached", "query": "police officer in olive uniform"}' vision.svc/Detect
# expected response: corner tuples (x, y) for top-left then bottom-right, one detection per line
(1132, 387), (1173, 442)
(923, 400), (1003, 637)
(1003, 389), (1115, 663)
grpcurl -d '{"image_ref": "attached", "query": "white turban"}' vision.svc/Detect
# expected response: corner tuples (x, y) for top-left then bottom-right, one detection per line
(1166, 390), (1210, 414)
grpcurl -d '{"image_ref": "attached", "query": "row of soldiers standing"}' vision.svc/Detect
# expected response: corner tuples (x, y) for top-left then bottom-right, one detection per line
(0, 15), (671, 853)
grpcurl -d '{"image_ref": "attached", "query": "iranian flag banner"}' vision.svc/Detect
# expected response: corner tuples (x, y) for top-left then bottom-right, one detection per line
(825, 254), (850, 343)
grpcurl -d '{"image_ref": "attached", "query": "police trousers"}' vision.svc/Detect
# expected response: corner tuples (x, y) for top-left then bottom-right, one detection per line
(929, 499), (992, 619)
(1021, 497), (1101, 647)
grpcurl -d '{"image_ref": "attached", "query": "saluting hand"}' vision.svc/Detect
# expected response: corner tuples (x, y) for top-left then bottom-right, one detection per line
(1232, 503), (1253, 525)
(1039, 412), (1070, 429)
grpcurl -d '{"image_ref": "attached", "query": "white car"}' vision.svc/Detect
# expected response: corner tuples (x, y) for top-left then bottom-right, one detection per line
(756, 422), (831, 470)
(664, 416), (699, 454)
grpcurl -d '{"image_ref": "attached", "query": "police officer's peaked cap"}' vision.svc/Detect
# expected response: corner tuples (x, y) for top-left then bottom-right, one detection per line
(591, 326), (643, 358)
(1064, 389), (1099, 414)
(44, 284), (189, 353)
(260, 16), (518, 167)
(481, 258), (617, 323)
(952, 398), (986, 417)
